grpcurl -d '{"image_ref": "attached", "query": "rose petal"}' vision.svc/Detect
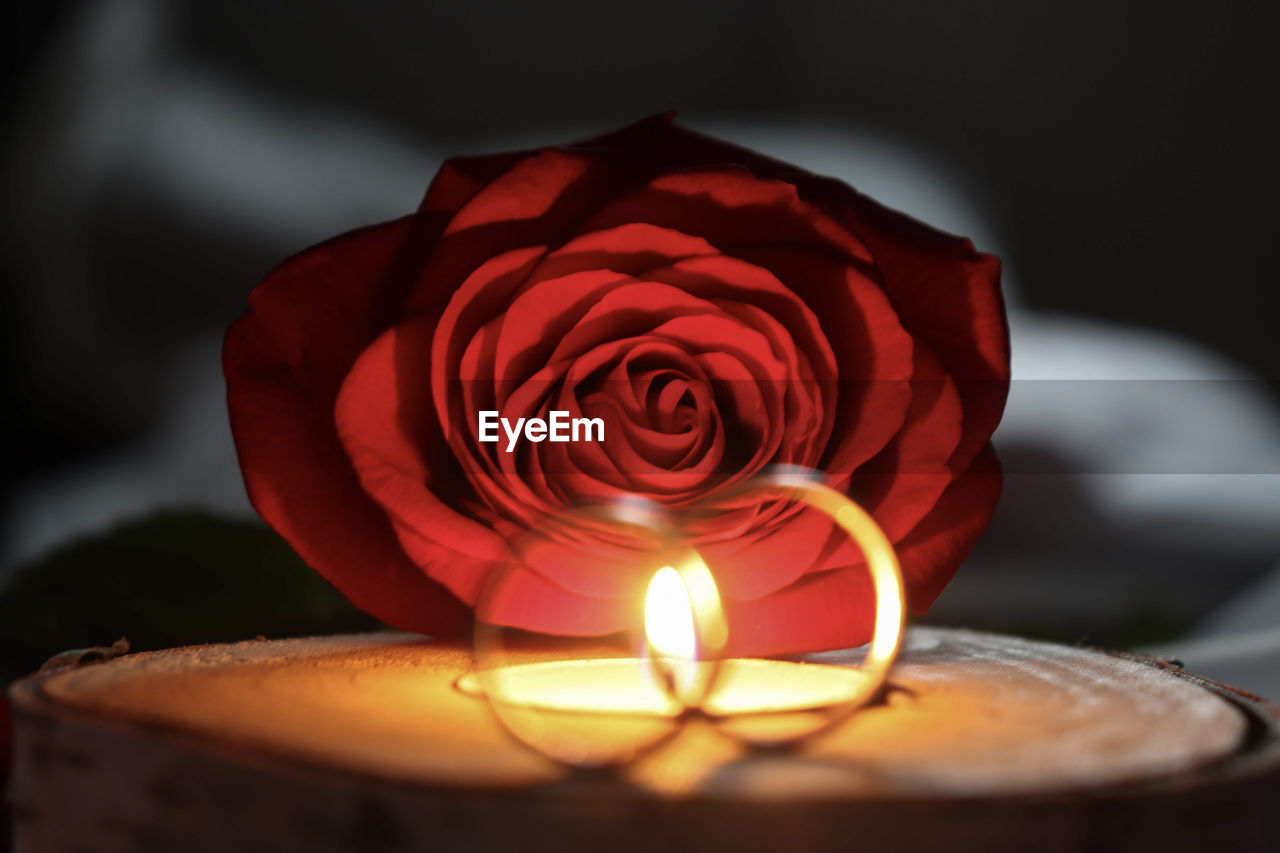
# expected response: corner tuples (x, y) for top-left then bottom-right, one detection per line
(617, 119), (1009, 469)
(699, 503), (849, 600)
(420, 150), (536, 215)
(581, 166), (874, 265)
(476, 563), (635, 636)
(547, 281), (732, 365)
(334, 312), (511, 604)
(894, 445), (1003, 612)
(557, 336), (726, 499)
(492, 268), (636, 400)
(735, 244), (916, 476)
(718, 448), (998, 656)
(720, 564), (875, 657)
(515, 525), (670, 603)
(431, 245), (546, 445)
(841, 200), (1008, 470)
(525, 221), (719, 285)
(224, 216), (469, 634)
(851, 344), (965, 543)
(409, 149), (631, 313)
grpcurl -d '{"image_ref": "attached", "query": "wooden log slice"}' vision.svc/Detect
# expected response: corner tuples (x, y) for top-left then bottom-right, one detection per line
(9, 627), (1280, 852)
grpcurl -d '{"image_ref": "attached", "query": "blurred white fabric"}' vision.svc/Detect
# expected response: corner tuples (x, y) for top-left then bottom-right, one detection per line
(3, 0), (1277, 698)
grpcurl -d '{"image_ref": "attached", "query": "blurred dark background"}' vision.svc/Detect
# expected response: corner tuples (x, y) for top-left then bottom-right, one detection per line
(1, 0), (1278, 690)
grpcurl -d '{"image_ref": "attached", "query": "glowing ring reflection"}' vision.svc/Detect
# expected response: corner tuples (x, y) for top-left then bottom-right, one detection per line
(467, 468), (907, 761)
(471, 500), (721, 765)
(699, 468), (906, 739)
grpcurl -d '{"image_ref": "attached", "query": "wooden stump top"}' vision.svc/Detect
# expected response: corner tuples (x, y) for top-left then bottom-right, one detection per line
(10, 627), (1280, 852)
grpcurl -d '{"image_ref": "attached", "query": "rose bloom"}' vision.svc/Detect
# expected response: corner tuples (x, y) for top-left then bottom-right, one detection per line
(225, 116), (1008, 656)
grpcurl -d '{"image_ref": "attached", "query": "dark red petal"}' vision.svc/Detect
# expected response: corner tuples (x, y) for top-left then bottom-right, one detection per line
(720, 564), (875, 657)
(640, 254), (835, 377)
(639, 254), (841, 465)
(471, 446), (999, 648)
(547, 280), (728, 364)
(570, 118), (1009, 468)
(525, 221), (719, 285)
(735, 244), (915, 476)
(334, 311), (511, 606)
(492, 268), (636, 399)
(894, 445), (1003, 613)
(420, 150), (536, 214)
(840, 200), (1009, 469)
(431, 245), (546, 446)
(699, 504), (847, 600)
(717, 449), (998, 656)
(224, 217), (469, 635)
(555, 338), (728, 501)
(852, 344), (965, 543)
(409, 149), (620, 313)
(515, 526), (672, 604)
(445, 357), (572, 529)
(477, 564), (636, 636)
(581, 166), (873, 265)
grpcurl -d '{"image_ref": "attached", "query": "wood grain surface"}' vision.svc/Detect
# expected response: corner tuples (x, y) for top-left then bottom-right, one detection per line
(9, 627), (1280, 852)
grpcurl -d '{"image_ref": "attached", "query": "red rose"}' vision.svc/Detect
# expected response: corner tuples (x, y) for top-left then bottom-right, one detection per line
(224, 116), (1008, 656)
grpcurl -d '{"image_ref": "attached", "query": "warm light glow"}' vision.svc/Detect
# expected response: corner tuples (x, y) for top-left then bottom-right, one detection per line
(829, 500), (905, 669)
(467, 468), (908, 763)
(462, 659), (680, 716)
(698, 468), (908, 741)
(727, 470), (907, 676)
(645, 567), (696, 662)
(456, 655), (872, 718)
(641, 558), (726, 708)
